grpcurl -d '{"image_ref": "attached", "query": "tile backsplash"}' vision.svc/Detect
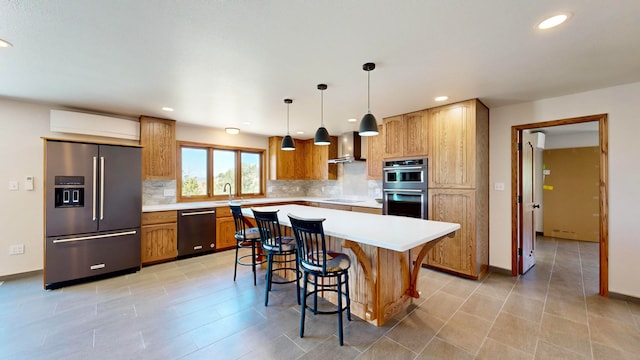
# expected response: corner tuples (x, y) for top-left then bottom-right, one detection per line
(142, 162), (382, 205)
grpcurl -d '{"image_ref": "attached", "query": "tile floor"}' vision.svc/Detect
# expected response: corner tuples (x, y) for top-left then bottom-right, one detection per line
(1, 236), (639, 359)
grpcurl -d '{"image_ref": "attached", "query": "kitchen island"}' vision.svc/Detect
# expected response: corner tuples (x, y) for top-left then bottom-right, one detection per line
(243, 204), (459, 326)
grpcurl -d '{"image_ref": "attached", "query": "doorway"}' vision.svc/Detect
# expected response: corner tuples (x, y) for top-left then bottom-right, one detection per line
(511, 114), (609, 296)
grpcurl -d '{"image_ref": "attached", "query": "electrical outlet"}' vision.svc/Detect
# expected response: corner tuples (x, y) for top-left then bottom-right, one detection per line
(9, 244), (25, 255)
(163, 188), (176, 197)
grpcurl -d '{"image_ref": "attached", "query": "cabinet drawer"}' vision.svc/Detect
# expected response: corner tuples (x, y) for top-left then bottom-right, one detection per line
(142, 210), (177, 225)
(216, 206), (232, 218)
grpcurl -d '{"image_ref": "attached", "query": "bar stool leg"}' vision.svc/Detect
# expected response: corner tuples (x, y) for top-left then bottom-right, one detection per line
(300, 272), (308, 338)
(337, 274), (344, 346)
(233, 240), (239, 282)
(295, 254), (301, 305)
(251, 240), (257, 286)
(264, 252), (273, 306)
(345, 272), (351, 321)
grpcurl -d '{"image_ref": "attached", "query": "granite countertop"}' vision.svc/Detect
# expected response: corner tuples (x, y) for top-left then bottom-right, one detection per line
(142, 197), (382, 212)
(242, 204), (459, 252)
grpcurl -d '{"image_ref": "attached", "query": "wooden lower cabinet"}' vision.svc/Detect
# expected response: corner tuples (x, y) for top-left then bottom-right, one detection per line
(215, 206), (236, 251)
(421, 189), (488, 279)
(141, 211), (178, 265)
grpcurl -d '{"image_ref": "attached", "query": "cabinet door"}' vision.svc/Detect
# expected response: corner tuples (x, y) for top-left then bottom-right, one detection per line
(216, 216), (237, 250)
(141, 223), (177, 264)
(268, 137), (296, 180)
(140, 116), (176, 180)
(366, 124), (385, 179)
(403, 110), (429, 157)
(425, 189), (477, 277)
(429, 101), (476, 188)
(383, 115), (404, 159)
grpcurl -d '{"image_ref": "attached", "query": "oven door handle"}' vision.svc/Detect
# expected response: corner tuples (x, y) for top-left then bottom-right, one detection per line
(383, 188), (424, 193)
(383, 166), (424, 171)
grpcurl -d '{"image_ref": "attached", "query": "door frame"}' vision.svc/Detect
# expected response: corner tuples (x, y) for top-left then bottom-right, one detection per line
(511, 114), (609, 296)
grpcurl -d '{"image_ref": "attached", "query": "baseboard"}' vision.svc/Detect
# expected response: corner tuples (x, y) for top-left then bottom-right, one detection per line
(488, 266), (513, 276)
(0, 269), (43, 282)
(609, 291), (640, 303)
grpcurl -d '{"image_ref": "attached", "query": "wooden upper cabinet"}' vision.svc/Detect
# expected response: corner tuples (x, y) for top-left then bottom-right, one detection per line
(268, 136), (337, 180)
(429, 100), (479, 189)
(366, 124), (385, 179)
(269, 136), (296, 180)
(140, 116), (176, 180)
(403, 110), (429, 157)
(383, 111), (428, 159)
(383, 115), (404, 158)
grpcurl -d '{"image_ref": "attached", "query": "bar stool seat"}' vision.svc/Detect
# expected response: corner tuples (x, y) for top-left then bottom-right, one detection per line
(230, 204), (265, 286)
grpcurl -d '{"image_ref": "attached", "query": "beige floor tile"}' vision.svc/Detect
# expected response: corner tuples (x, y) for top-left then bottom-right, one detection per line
(591, 341), (640, 360)
(539, 313), (591, 357)
(415, 337), (474, 360)
(459, 293), (504, 322)
(436, 311), (492, 354)
(502, 293), (544, 322)
(476, 337), (533, 360)
(544, 292), (588, 325)
(487, 312), (539, 354)
(588, 314), (640, 354)
(511, 278), (549, 302)
(534, 340), (589, 360)
(385, 306), (445, 352)
(357, 337), (415, 360)
(439, 277), (480, 299)
(586, 294), (636, 325)
(416, 291), (466, 322)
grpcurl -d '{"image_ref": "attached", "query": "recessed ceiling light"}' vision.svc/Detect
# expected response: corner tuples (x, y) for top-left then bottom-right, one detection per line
(296, 131), (305, 135)
(161, 107), (174, 112)
(225, 127), (240, 135)
(0, 38), (13, 48)
(347, 118), (358, 123)
(538, 14), (569, 30)
(435, 96), (448, 102)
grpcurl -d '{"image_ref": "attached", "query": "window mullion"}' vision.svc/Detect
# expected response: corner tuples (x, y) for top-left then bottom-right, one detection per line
(235, 150), (242, 197)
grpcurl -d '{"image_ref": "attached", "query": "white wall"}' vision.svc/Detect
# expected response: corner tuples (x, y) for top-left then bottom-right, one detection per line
(545, 132), (599, 149)
(0, 98), (138, 277)
(176, 123), (268, 149)
(490, 81), (640, 298)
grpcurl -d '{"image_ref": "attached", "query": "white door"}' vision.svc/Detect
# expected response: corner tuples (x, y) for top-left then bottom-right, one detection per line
(519, 132), (537, 274)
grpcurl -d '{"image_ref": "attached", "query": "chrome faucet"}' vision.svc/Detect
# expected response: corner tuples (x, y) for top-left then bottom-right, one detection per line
(223, 182), (233, 202)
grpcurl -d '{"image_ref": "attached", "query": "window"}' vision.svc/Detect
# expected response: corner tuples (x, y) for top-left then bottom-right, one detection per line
(178, 142), (265, 201)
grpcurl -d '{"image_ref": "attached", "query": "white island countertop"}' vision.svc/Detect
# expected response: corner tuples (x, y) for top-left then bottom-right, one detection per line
(242, 204), (459, 253)
(142, 197), (382, 212)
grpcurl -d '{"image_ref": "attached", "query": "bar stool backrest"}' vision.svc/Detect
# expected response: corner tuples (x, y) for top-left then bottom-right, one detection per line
(288, 214), (328, 275)
(229, 204), (246, 237)
(252, 209), (284, 251)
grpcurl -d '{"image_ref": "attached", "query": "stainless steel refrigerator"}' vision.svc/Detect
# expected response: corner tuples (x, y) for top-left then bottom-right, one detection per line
(44, 140), (141, 289)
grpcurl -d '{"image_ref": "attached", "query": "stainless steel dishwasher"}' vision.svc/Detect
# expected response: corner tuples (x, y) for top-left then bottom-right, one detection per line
(178, 208), (216, 258)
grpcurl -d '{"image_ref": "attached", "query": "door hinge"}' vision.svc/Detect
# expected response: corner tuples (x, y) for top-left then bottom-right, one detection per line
(517, 142), (522, 151)
(518, 248), (523, 256)
(517, 195), (522, 203)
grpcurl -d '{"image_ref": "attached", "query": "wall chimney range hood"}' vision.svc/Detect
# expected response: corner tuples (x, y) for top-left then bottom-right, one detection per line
(328, 131), (367, 163)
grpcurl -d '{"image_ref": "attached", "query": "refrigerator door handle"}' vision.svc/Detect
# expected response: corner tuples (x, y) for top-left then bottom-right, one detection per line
(52, 230), (138, 244)
(92, 156), (97, 221)
(100, 156), (105, 220)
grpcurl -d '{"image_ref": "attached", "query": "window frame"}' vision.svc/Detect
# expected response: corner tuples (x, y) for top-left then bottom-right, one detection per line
(177, 141), (266, 202)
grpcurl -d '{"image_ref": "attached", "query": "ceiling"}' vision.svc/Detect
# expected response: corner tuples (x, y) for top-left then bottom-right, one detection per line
(1, 1), (639, 139)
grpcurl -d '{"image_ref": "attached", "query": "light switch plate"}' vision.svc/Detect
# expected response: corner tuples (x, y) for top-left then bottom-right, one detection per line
(8, 181), (18, 191)
(494, 182), (505, 191)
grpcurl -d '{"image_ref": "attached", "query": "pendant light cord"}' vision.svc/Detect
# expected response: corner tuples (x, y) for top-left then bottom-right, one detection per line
(286, 102), (290, 135)
(367, 70), (371, 113)
(320, 88), (324, 126)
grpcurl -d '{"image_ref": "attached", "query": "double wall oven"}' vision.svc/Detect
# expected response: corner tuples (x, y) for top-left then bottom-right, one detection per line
(382, 158), (428, 219)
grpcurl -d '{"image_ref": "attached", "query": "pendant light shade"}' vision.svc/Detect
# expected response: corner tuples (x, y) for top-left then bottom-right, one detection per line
(314, 84), (331, 145)
(359, 62), (379, 137)
(281, 99), (296, 151)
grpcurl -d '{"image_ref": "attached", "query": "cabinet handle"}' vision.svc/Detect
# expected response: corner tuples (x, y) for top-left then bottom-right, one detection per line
(193, 245), (203, 250)
(90, 264), (106, 270)
(383, 188), (423, 193)
(181, 210), (216, 216)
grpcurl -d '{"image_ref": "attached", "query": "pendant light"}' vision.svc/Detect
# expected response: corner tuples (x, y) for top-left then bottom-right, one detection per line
(314, 83), (331, 145)
(359, 62), (379, 136)
(281, 99), (296, 151)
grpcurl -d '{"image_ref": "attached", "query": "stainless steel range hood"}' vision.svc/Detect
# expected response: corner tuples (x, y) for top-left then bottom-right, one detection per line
(328, 131), (367, 163)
